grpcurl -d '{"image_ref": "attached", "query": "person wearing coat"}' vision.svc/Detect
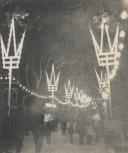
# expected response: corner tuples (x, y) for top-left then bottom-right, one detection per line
(76, 111), (87, 145)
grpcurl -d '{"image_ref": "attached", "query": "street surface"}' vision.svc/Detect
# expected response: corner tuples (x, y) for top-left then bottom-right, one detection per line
(21, 130), (107, 153)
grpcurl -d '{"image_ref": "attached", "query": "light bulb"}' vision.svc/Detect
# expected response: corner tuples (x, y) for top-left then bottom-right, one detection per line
(119, 30), (126, 38)
(119, 43), (124, 50)
(121, 11), (128, 20)
(116, 52), (121, 58)
(110, 69), (116, 79)
(19, 84), (22, 87)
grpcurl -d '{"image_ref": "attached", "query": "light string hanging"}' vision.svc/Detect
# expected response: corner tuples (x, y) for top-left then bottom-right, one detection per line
(0, 76), (90, 108)
(0, 18), (103, 111)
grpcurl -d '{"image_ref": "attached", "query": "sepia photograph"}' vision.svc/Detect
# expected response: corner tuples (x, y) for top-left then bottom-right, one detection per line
(0, 0), (128, 153)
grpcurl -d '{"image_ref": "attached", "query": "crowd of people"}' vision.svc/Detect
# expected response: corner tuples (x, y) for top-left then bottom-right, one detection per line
(30, 107), (101, 149)
(60, 110), (101, 145)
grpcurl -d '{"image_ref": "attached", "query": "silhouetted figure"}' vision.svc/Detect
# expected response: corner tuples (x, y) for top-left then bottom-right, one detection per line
(24, 96), (45, 153)
(92, 112), (101, 141)
(43, 110), (53, 144)
(67, 121), (74, 143)
(76, 111), (87, 145)
(61, 121), (67, 136)
(0, 88), (25, 153)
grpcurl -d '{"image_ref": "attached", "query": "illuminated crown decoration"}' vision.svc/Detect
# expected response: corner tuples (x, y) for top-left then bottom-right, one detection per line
(95, 70), (109, 99)
(0, 18), (25, 115)
(90, 21), (119, 70)
(1, 18), (26, 69)
(64, 80), (74, 99)
(46, 64), (60, 92)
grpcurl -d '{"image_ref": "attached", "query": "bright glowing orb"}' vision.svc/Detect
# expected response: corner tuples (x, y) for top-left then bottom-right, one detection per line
(121, 11), (128, 20)
(119, 43), (124, 50)
(119, 30), (126, 38)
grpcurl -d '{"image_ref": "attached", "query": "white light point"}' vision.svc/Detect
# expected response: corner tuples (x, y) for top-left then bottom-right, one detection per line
(102, 91), (109, 100)
(86, 96), (92, 103)
(23, 86), (26, 90)
(119, 43), (124, 50)
(119, 31), (126, 38)
(19, 84), (22, 87)
(116, 52), (121, 58)
(121, 11), (128, 20)
(110, 69), (117, 80)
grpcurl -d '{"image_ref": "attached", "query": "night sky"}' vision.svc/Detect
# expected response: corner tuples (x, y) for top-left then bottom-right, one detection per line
(0, 0), (128, 114)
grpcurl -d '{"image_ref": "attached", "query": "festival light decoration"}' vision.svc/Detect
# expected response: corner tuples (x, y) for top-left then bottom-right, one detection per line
(64, 80), (74, 103)
(121, 10), (128, 20)
(119, 30), (126, 38)
(118, 43), (124, 50)
(46, 64), (60, 108)
(95, 70), (109, 100)
(1, 18), (25, 115)
(45, 103), (57, 108)
(0, 74), (91, 109)
(64, 80), (74, 110)
(90, 18), (121, 118)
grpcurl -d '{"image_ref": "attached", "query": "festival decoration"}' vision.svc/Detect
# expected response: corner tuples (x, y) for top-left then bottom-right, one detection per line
(1, 18), (25, 115)
(46, 64), (60, 108)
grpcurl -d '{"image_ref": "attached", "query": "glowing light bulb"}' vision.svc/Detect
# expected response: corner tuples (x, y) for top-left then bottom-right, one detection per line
(19, 84), (22, 87)
(102, 91), (109, 100)
(119, 30), (126, 38)
(121, 11), (128, 20)
(119, 43), (124, 50)
(110, 69), (116, 79)
(116, 52), (121, 58)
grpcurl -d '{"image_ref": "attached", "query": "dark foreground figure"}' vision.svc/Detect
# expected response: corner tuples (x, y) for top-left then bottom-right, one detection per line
(0, 108), (25, 153)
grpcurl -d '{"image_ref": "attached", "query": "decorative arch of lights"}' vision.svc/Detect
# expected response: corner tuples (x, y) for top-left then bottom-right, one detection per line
(0, 18), (98, 110)
(1, 11), (127, 113)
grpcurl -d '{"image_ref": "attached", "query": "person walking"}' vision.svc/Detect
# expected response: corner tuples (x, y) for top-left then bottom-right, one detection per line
(61, 121), (67, 136)
(44, 110), (53, 144)
(93, 111), (101, 141)
(76, 111), (87, 145)
(67, 121), (74, 143)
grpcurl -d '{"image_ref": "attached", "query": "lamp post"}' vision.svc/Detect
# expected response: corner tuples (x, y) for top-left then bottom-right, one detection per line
(1, 18), (25, 115)
(46, 64), (60, 111)
(64, 80), (74, 111)
(90, 18), (120, 118)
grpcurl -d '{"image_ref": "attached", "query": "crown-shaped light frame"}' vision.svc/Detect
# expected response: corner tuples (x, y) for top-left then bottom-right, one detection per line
(95, 70), (109, 100)
(0, 18), (25, 115)
(90, 20), (119, 68)
(46, 64), (60, 92)
(64, 80), (74, 99)
(1, 18), (25, 69)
